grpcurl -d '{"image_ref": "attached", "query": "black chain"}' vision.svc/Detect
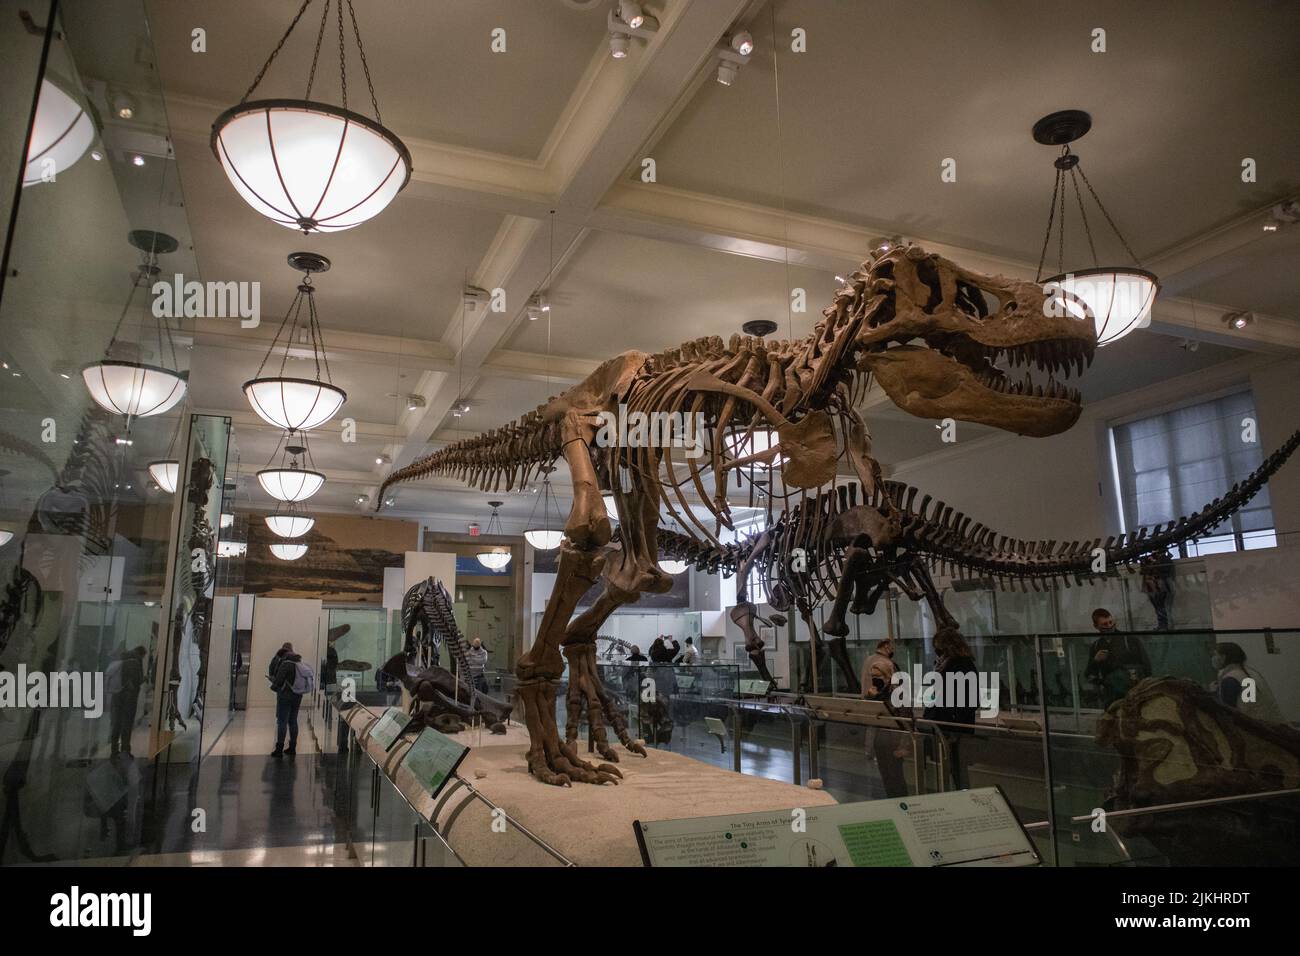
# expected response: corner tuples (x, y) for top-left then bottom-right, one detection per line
(336, 0), (348, 110)
(348, 1), (383, 123)
(241, 0), (314, 103)
(1069, 167), (1099, 269)
(1034, 166), (1062, 283)
(1077, 163), (1145, 268)
(1057, 163), (1066, 277)
(304, 0), (331, 100)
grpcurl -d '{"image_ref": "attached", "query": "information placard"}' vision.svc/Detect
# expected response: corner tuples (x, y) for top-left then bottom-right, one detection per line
(634, 787), (1038, 867)
(402, 727), (470, 798)
(369, 707), (411, 751)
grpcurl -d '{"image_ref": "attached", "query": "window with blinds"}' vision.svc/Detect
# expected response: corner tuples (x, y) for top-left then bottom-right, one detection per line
(1110, 390), (1275, 556)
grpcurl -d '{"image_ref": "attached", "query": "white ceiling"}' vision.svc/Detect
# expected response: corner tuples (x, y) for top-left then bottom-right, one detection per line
(5, 0), (1295, 530)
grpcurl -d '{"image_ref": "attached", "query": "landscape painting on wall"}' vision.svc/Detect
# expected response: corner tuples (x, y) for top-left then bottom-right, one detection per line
(243, 514), (418, 603)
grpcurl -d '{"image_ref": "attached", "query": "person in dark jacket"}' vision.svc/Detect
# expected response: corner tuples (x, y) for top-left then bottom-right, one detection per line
(106, 646), (146, 756)
(270, 649), (312, 757)
(1084, 608), (1152, 707)
(626, 646), (648, 662)
(923, 628), (979, 791)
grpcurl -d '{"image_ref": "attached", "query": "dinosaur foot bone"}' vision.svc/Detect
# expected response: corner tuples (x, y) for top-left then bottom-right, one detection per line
(519, 678), (622, 786)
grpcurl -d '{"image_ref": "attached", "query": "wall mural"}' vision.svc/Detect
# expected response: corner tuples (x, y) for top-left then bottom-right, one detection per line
(244, 513), (417, 603)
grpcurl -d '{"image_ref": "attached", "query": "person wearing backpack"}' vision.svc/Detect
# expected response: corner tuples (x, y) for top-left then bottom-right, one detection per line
(270, 647), (314, 757)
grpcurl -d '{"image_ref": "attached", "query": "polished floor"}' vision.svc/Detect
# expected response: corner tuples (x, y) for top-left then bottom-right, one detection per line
(132, 707), (358, 867)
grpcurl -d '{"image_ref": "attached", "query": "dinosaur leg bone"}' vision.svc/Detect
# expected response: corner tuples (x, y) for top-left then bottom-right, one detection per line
(562, 582), (647, 762)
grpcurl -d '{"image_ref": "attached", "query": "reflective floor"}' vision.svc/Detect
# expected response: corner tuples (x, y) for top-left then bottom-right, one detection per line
(132, 708), (356, 867)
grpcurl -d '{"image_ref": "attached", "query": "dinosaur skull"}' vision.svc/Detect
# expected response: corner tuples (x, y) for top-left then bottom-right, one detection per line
(854, 246), (1096, 437)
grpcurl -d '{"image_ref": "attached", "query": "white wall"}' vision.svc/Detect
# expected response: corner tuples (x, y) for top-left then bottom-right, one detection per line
(404, 551), (456, 594)
(248, 598), (322, 709)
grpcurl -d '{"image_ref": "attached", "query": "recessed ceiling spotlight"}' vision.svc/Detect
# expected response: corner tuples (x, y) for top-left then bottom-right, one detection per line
(730, 31), (754, 56)
(90, 149), (103, 161)
(112, 92), (135, 120)
(385, 497), (394, 507)
(355, 494), (368, 505)
(131, 154), (145, 167)
(375, 453), (391, 466)
(609, 32), (630, 58)
(1222, 310), (1254, 331)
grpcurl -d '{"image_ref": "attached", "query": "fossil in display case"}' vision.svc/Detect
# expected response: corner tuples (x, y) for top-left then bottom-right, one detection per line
(383, 576), (511, 734)
(378, 244), (1300, 787)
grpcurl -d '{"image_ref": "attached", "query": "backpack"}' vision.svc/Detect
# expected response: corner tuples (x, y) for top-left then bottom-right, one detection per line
(290, 661), (315, 696)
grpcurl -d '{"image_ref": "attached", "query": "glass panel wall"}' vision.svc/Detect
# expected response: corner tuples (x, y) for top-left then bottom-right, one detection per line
(0, 0), (198, 864)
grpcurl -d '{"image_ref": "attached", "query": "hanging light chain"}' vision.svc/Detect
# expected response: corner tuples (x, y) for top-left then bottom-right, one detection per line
(240, 0), (314, 103)
(1075, 162), (1146, 268)
(336, 0), (348, 111)
(1069, 167), (1099, 269)
(347, 0), (383, 123)
(304, 0), (331, 100)
(1034, 165), (1063, 284)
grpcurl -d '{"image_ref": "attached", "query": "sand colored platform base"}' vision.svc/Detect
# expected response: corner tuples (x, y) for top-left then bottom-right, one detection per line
(345, 706), (836, 866)
(445, 743), (838, 866)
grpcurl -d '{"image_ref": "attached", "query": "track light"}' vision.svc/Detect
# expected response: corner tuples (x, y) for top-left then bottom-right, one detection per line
(112, 91), (135, 120)
(405, 394), (425, 411)
(619, 1), (645, 29)
(131, 154), (145, 167)
(462, 284), (488, 311)
(730, 31), (754, 56)
(715, 34), (750, 86)
(717, 61), (738, 86)
(607, 4), (657, 59)
(1223, 310), (1254, 331)
(375, 453), (391, 466)
(526, 293), (550, 321)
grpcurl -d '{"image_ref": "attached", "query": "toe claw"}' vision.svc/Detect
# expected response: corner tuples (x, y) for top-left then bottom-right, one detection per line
(596, 763), (623, 779)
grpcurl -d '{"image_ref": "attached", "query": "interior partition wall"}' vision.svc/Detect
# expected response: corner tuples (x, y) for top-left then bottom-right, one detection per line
(0, 0), (201, 864)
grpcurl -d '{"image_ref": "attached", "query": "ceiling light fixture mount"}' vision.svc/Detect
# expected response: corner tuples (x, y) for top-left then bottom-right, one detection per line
(607, 2), (658, 59)
(210, 0), (411, 234)
(1031, 109), (1160, 347)
(741, 319), (777, 337)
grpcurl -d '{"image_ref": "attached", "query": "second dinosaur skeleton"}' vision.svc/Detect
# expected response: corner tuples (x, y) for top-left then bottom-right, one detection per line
(378, 244), (1296, 787)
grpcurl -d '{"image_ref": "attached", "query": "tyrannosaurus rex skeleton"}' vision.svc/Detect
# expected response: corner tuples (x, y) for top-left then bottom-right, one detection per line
(378, 243), (1113, 786)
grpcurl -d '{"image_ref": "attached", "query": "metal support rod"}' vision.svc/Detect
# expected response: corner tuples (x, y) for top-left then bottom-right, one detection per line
(1033, 634), (1060, 867)
(732, 705), (742, 773)
(807, 719), (820, 780)
(791, 718), (801, 786)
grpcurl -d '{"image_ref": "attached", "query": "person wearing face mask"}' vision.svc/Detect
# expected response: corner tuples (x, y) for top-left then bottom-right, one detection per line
(1084, 608), (1152, 708)
(861, 640), (909, 797)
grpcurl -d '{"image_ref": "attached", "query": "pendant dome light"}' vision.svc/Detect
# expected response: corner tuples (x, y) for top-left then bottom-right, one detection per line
(148, 461), (179, 494)
(266, 499), (315, 538)
(244, 252), (347, 433)
(476, 500), (512, 570)
(523, 466), (564, 550)
(1031, 110), (1159, 347)
(257, 436), (325, 502)
(211, 0), (411, 234)
(84, 231), (188, 420)
(658, 516), (687, 574)
(24, 75), (95, 188)
(270, 542), (308, 561)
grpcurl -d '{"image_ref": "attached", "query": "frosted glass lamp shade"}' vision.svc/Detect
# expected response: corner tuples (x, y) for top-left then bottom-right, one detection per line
(0, 531), (13, 547)
(257, 467), (325, 502)
(476, 550), (511, 570)
(658, 559), (687, 575)
(211, 101), (411, 234)
(83, 361), (187, 418)
(266, 513), (314, 538)
(1043, 268), (1159, 347)
(24, 78), (94, 188)
(270, 542), (308, 561)
(243, 376), (346, 432)
(148, 460), (179, 494)
(524, 529), (564, 550)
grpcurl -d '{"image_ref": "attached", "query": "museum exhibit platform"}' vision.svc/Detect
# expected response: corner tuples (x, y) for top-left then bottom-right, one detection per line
(341, 704), (837, 867)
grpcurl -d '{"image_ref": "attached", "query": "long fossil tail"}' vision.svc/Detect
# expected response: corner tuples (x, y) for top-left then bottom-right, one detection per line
(376, 410), (566, 509)
(894, 428), (1300, 584)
